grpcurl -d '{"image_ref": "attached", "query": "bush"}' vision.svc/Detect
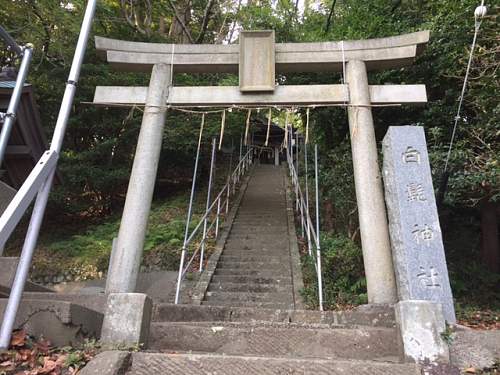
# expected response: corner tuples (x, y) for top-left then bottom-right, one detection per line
(301, 233), (367, 309)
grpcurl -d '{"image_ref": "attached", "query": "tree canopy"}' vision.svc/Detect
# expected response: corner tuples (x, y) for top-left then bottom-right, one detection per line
(0, 0), (497, 248)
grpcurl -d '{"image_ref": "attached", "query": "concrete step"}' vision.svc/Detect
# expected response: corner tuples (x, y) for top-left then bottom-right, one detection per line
(216, 261), (288, 270)
(151, 303), (396, 327)
(211, 274), (292, 285)
(214, 268), (291, 278)
(221, 248), (289, 255)
(205, 291), (293, 304)
(229, 227), (288, 233)
(224, 239), (288, 248)
(128, 352), (418, 375)
(219, 254), (285, 262)
(147, 322), (400, 361)
(228, 233), (288, 239)
(201, 300), (294, 309)
(208, 282), (292, 293)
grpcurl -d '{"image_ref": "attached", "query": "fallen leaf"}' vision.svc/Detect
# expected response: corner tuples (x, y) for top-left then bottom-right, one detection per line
(464, 368), (477, 373)
(11, 330), (27, 347)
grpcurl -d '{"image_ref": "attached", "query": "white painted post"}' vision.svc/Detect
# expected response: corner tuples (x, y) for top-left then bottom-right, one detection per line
(215, 197), (221, 238)
(200, 137), (216, 272)
(106, 64), (171, 294)
(346, 60), (397, 304)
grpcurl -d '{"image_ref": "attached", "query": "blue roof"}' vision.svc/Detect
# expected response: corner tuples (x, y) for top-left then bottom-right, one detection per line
(0, 81), (31, 89)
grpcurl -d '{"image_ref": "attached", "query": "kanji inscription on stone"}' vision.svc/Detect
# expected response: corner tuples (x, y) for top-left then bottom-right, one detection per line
(382, 126), (456, 323)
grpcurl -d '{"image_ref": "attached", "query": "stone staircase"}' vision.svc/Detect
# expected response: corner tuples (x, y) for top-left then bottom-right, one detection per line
(1, 164), (437, 373)
(203, 164), (297, 310)
(118, 164), (420, 374)
(128, 303), (420, 374)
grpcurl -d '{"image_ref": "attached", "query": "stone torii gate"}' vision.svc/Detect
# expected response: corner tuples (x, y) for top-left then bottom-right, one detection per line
(93, 30), (429, 305)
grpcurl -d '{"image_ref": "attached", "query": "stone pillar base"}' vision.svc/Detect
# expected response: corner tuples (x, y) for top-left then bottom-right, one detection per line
(101, 293), (152, 348)
(395, 300), (449, 364)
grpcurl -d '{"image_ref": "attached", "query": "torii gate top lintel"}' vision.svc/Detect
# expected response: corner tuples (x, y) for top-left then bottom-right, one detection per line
(95, 30), (429, 75)
(93, 30), (429, 107)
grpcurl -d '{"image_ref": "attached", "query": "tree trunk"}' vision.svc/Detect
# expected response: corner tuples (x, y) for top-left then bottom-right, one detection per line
(169, 0), (192, 43)
(480, 200), (499, 273)
(323, 198), (334, 232)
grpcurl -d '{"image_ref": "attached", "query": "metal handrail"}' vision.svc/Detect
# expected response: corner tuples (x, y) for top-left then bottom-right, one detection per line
(0, 0), (97, 349)
(286, 136), (324, 311)
(174, 146), (253, 303)
(0, 37), (33, 165)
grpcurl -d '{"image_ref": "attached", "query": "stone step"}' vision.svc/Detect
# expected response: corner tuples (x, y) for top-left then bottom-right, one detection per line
(229, 227), (288, 233)
(151, 303), (396, 327)
(222, 248), (289, 255)
(228, 232), (288, 239)
(211, 274), (292, 285)
(219, 254), (285, 262)
(214, 268), (292, 278)
(204, 291), (293, 304)
(208, 282), (292, 293)
(128, 352), (418, 375)
(201, 300), (294, 309)
(216, 261), (288, 270)
(147, 323), (399, 361)
(224, 239), (288, 248)
(232, 221), (286, 227)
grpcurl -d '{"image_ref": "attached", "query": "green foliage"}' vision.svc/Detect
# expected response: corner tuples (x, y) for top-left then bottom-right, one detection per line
(301, 233), (367, 309)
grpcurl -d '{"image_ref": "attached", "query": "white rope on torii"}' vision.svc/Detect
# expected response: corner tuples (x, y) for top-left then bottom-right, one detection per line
(443, 2), (487, 172)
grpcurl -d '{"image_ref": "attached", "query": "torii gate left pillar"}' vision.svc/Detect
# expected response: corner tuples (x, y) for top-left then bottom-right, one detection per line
(106, 64), (170, 293)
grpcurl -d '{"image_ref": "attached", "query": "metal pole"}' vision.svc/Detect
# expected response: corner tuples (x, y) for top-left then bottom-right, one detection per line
(175, 115), (204, 304)
(226, 177), (230, 213)
(314, 144), (323, 311)
(0, 0), (97, 349)
(215, 197), (221, 238)
(0, 46), (33, 165)
(305, 142), (310, 245)
(200, 137), (216, 272)
(239, 136), (243, 179)
(0, 26), (23, 56)
(295, 130), (299, 212)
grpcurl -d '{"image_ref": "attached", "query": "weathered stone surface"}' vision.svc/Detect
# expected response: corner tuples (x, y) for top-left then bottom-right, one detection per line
(152, 303), (396, 327)
(395, 300), (449, 363)
(450, 328), (500, 369)
(239, 30), (275, 92)
(0, 299), (103, 346)
(148, 322), (398, 361)
(101, 293), (152, 348)
(128, 352), (421, 375)
(383, 126), (455, 323)
(347, 60), (397, 304)
(94, 30), (430, 73)
(80, 351), (131, 375)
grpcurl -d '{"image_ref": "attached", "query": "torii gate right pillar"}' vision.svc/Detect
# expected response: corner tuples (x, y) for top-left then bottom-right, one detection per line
(346, 60), (397, 304)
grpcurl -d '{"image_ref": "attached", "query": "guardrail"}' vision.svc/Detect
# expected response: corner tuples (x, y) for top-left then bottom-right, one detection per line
(175, 137), (253, 304)
(0, 0), (97, 349)
(0, 25), (33, 165)
(285, 131), (324, 311)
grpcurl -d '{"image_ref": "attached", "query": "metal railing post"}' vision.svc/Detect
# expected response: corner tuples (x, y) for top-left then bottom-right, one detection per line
(215, 197), (221, 238)
(200, 137), (216, 272)
(0, 0), (97, 349)
(0, 46), (33, 165)
(175, 115), (205, 304)
(226, 177), (230, 213)
(314, 144), (323, 311)
(238, 136), (243, 180)
(305, 141), (310, 239)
